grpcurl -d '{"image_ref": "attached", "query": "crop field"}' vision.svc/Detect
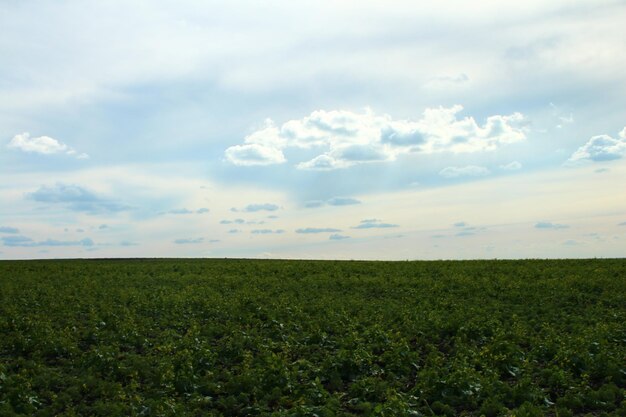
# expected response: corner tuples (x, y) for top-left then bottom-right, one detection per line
(0, 259), (625, 416)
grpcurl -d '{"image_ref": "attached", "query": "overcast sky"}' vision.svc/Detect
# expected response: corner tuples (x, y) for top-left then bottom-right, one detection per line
(1, 0), (625, 260)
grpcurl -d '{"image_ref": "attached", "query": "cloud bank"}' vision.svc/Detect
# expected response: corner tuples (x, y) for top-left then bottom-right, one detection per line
(225, 106), (527, 170)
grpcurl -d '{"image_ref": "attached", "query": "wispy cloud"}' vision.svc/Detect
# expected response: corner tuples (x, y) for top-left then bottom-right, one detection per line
(1, 236), (33, 246)
(0, 227), (19, 234)
(352, 219), (398, 229)
(2, 235), (94, 247)
(500, 161), (522, 171)
(327, 197), (361, 206)
(426, 73), (470, 88)
(295, 227), (341, 234)
(173, 237), (203, 244)
(251, 229), (284, 234)
(159, 207), (209, 215)
(167, 208), (193, 215)
(329, 234), (350, 240)
(304, 201), (325, 208)
(220, 219), (245, 224)
(535, 221), (569, 230)
(452, 222), (482, 236)
(163, 207), (210, 215)
(304, 197), (361, 208)
(232, 203), (280, 212)
(439, 165), (490, 179)
(27, 183), (130, 214)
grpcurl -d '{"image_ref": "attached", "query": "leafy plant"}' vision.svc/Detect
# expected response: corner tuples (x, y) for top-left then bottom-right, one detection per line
(0, 258), (624, 416)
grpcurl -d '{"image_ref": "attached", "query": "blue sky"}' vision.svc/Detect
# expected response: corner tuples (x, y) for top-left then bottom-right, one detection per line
(1, 0), (625, 259)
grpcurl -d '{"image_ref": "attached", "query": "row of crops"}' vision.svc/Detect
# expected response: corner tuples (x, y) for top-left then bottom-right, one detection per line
(0, 258), (625, 416)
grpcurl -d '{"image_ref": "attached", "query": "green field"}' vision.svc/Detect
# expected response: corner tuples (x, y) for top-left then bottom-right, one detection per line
(0, 259), (625, 416)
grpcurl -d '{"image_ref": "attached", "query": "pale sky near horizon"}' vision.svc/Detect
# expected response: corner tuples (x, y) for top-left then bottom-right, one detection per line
(1, 0), (625, 260)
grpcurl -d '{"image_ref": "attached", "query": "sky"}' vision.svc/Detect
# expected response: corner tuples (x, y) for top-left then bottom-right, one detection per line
(1, 0), (625, 260)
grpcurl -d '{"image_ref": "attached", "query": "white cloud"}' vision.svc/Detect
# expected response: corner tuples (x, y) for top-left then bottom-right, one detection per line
(225, 106), (527, 170)
(8, 132), (88, 159)
(224, 143), (286, 166)
(439, 165), (490, 178)
(8, 133), (67, 154)
(500, 161), (522, 170)
(567, 128), (626, 164)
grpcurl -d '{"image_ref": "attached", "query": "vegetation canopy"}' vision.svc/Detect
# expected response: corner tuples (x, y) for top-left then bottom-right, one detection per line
(0, 259), (625, 416)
